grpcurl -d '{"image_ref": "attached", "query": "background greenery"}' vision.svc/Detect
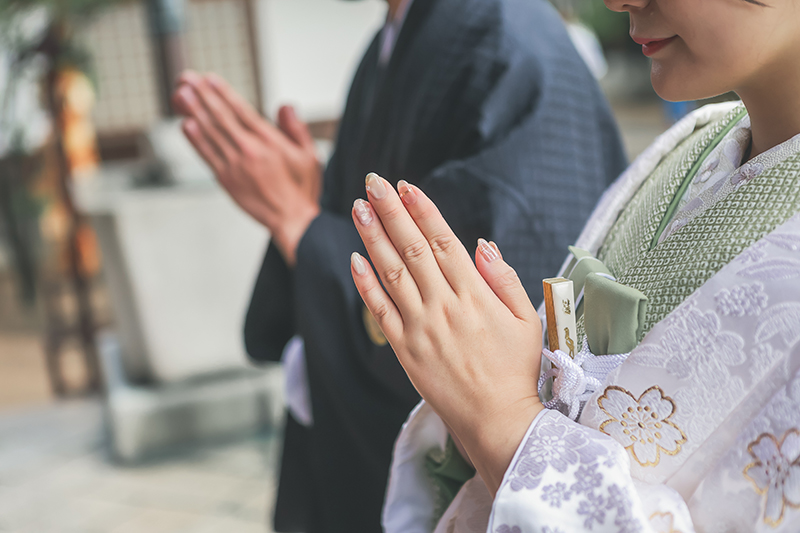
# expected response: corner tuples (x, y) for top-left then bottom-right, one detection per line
(577, 1), (632, 49)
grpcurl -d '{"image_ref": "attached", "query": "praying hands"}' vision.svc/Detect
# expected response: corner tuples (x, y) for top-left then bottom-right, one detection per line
(172, 71), (322, 266)
(350, 173), (545, 495)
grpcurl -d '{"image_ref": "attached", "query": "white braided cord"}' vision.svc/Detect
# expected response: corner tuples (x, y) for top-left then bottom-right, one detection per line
(538, 339), (630, 420)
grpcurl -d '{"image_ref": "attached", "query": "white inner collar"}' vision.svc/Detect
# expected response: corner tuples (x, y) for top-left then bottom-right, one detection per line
(379, 0), (415, 66)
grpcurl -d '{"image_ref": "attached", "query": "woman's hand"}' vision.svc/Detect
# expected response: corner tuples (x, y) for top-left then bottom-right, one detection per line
(350, 173), (544, 495)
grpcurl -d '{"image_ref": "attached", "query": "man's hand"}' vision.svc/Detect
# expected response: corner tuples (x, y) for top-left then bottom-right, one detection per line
(172, 71), (322, 266)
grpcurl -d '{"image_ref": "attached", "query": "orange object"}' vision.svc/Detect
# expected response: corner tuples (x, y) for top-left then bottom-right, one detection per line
(57, 69), (99, 178)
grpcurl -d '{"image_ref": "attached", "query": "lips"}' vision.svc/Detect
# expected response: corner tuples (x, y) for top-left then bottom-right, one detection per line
(631, 36), (677, 57)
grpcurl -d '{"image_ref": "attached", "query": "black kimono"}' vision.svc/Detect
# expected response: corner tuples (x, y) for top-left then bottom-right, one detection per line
(244, 0), (628, 531)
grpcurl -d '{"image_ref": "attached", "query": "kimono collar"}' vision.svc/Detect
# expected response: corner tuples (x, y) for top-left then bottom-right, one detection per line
(379, 0), (415, 66)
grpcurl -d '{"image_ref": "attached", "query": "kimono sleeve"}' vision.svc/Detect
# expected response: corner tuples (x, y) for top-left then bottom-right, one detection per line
(489, 409), (695, 533)
(686, 363), (800, 531)
(292, 207), (422, 406)
(243, 242), (295, 363)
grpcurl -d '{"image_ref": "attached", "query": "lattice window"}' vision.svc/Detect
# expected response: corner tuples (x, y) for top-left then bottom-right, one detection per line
(82, 1), (161, 134)
(185, 0), (259, 108)
(82, 0), (260, 136)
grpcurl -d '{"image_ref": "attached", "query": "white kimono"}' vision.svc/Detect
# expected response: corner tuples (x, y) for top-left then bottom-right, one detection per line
(382, 103), (800, 533)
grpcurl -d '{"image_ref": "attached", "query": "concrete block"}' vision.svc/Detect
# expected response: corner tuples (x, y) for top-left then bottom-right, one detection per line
(99, 334), (285, 463)
(75, 166), (269, 383)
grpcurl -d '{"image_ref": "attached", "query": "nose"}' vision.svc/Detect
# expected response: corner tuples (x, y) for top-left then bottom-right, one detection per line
(604, 0), (649, 12)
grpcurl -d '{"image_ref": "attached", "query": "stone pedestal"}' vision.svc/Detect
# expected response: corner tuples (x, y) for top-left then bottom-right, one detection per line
(74, 159), (282, 461)
(98, 332), (283, 462)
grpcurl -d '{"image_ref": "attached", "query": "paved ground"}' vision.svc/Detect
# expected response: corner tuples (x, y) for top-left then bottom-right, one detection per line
(0, 272), (282, 533)
(0, 271), (99, 409)
(0, 399), (280, 533)
(0, 334), (53, 409)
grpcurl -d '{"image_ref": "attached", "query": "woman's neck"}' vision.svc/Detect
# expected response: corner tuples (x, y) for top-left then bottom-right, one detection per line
(738, 55), (800, 161)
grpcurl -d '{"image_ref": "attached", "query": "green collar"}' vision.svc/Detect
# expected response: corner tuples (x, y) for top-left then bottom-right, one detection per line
(649, 108), (749, 250)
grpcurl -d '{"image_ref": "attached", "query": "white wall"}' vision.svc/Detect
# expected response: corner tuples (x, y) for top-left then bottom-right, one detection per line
(255, 0), (386, 122)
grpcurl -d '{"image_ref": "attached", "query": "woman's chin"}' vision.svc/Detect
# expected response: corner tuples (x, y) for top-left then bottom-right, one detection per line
(651, 65), (691, 102)
(650, 63), (729, 103)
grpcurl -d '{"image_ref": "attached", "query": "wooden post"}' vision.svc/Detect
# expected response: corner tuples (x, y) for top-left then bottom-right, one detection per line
(41, 22), (102, 395)
(146, 0), (188, 116)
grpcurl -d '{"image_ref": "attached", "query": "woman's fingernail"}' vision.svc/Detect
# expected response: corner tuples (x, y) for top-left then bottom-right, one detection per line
(351, 252), (367, 275)
(365, 173), (387, 199)
(478, 238), (500, 263)
(397, 180), (417, 205)
(354, 199), (373, 226)
(489, 241), (501, 257)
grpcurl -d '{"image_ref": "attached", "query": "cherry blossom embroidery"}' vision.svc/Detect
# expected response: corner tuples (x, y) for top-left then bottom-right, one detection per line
(730, 161), (764, 186)
(577, 491), (606, 529)
(696, 154), (720, 182)
(632, 302), (746, 385)
(508, 413), (607, 491)
(598, 386), (687, 467)
(743, 429), (800, 527)
(571, 464), (603, 494)
(541, 482), (572, 508)
(607, 485), (640, 533)
(714, 282), (768, 317)
(648, 511), (682, 533)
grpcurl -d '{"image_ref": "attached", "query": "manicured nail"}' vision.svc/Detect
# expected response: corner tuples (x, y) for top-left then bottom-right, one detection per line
(489, 241), (501, 257)
(181, 70), (201, 85)
(207, 73), (223, 88)
(183, 118), (198, 135)
(351, 252), (367, 275)
(365, 173), (387, 199)
(478, 238), (500, 262)
(178, 85), (198, 106)
(354, 199), (373, 226)
(397, 180), (417, 205)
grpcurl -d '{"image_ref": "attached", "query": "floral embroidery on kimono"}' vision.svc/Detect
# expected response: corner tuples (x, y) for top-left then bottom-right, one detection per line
(743, 430), (800, 527)
(598, 386), (686, 467)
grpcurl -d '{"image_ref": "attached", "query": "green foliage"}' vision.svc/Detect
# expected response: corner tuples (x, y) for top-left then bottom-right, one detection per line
(0, 0), (124, 56)
(0, 0), (122, 158)
(0, 0), (122, 20)
(0, 0), (123, 89)
(548, 0), (636, 50)
(576, 0), (631, 49)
